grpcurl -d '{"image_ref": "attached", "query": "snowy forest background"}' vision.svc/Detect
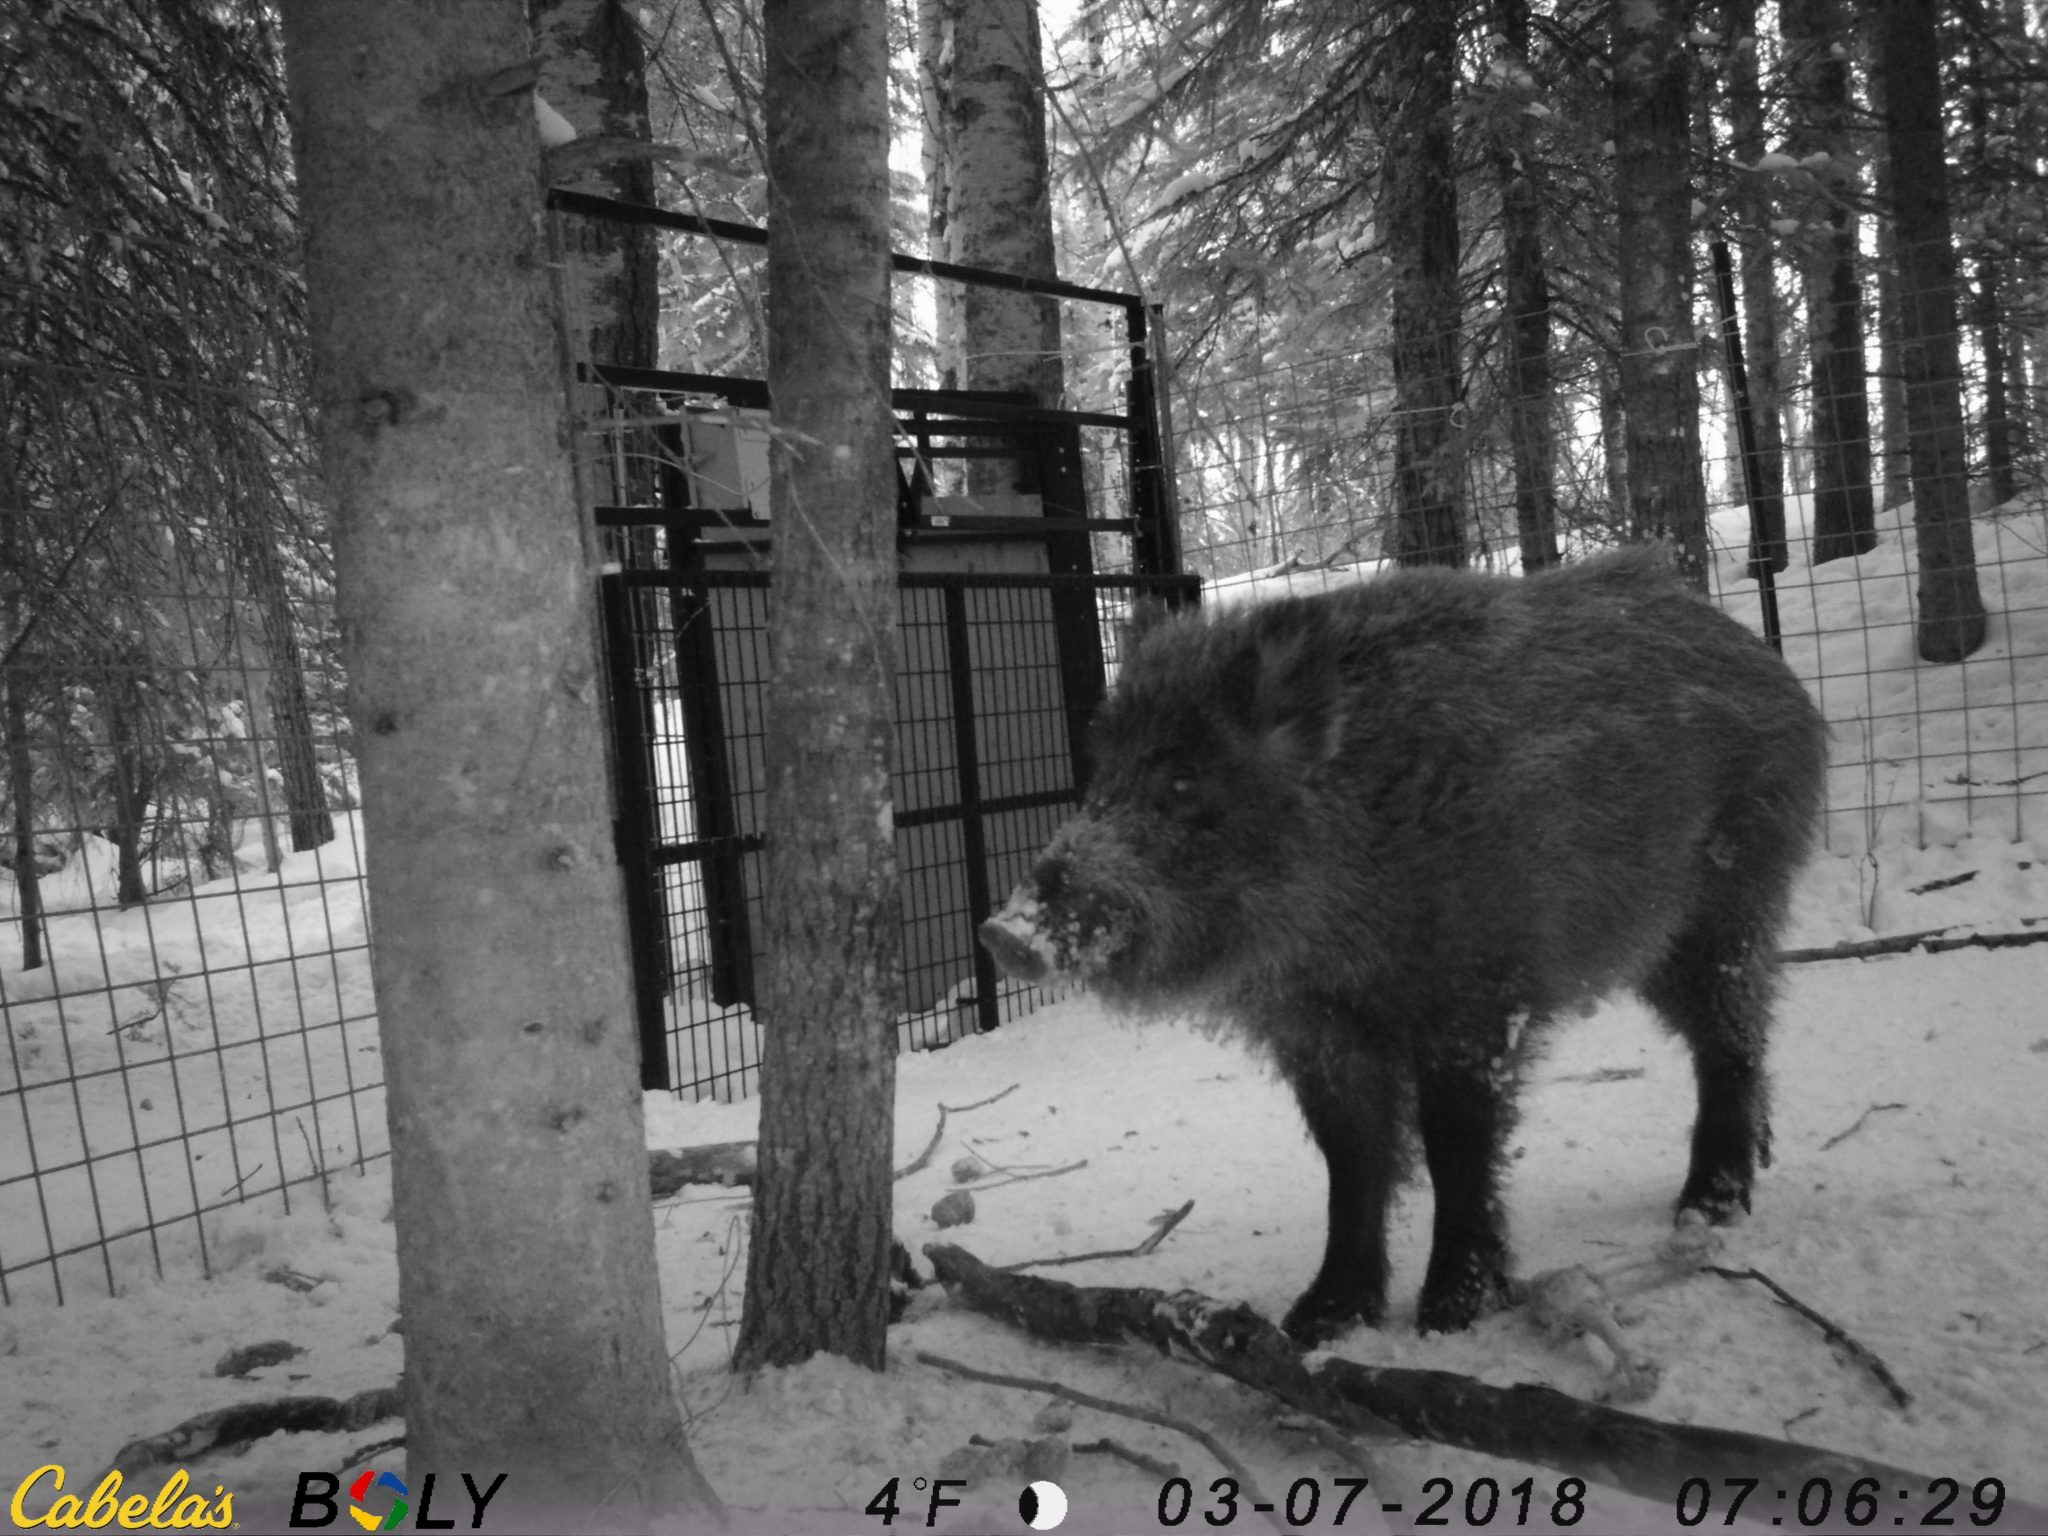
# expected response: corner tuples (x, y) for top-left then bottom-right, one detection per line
(4, 0), (2048, 1530)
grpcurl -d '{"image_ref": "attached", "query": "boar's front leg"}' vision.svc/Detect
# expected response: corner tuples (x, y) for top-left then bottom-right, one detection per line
(1268, 1006), (1410, 1346)
(1411, 1017), (1520, 1335)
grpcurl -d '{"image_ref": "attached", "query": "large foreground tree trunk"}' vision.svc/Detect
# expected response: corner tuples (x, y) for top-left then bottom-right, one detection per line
(1877, 0), (1990, 663)
(1612, 0), (1710, 588)
(277, 1), (718, 1523)
(735, 0), (902, 1373)
(1381, 5), (1467, 568)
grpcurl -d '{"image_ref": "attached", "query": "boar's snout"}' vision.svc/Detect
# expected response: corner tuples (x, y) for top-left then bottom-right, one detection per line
(978, 886), (1056, 984)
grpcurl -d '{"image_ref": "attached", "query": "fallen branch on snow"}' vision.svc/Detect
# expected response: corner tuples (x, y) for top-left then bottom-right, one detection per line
(648, 1140), (757, 1196)
(1779, 918), (2048, 964)
(923, 1242), (1937, 1523)
(106, 1385), (403, 1477)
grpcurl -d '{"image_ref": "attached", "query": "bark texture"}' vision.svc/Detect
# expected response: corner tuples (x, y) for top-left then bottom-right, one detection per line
(1782, 0), (1878, 564)
(1723, 0), (1790, 573)
(1965, 39), (2016, 507)
(530, 0), (661, 373)
(1877, 0), (1990, 663)
(1612, 0), (1710, 588)
(926, 0), (1063, 407)
(1865, 25), (1915, 515)
(276, 1), (717, 1524)
(1381, 5), (1467, 568)
(1492, 0), (1560, 572)
(735, 0), (903, 1372)
(232, 508), (332, 853)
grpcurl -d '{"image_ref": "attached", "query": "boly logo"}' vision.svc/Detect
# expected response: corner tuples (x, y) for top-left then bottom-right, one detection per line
(287, 1470), (506, 1531)
(8, 1465), (234, 1530)
(347, 1471), (408, 1532)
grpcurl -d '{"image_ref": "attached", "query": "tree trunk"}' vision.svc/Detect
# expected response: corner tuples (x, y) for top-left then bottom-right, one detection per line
(276, 1), (719, 1523)
(735, 0), (902, 1372)
(929, 0), (1063, 409)
(4, 674), (41, 968)
(235, 518), (333, 853)
(0, 415), (45, 968)
(1599, 352), (1629, 533)
(1782, 0), (1878, 565)
(1382, 5), (1467, 568)
(919, 0), (966, 394)
(1975, 251), (2015, 506)
(1867, 33), (1914, 515)
(531, 0), (661, 372)
(1611, 0), (1710, 588)
(531, 0), (664, 578)
(1723, 0), (1790, 572)
(1877, 0), (1990, 663)
(1965, 40), (2016, 508)
(1492, 0), (1559, 572)
(102, 662), (153, 909)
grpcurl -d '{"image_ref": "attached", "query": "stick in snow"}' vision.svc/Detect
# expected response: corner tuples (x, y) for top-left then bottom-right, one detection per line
(895, 1083), (1021, 1181)
(1819, 1102), (1908, 1152)
(1002, 1198), (1196, 1271)
(1703, 1264), (1914, 1409)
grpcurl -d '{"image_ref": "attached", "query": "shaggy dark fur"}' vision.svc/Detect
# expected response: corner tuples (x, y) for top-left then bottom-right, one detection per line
(980, 548), (1828, 1343)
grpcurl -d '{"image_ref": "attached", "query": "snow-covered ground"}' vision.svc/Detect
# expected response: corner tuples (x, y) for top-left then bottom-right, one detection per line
(4, 494), (2047, 1533)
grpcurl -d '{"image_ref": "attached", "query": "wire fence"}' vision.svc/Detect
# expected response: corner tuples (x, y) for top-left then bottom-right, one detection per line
(8, 234), (2046, 1302)
(1170, 296), (2048, 859)
(2, 253), (380, 1303)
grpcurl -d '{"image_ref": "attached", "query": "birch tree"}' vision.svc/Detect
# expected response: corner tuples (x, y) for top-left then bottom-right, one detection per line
(923, 0), (1063, 406)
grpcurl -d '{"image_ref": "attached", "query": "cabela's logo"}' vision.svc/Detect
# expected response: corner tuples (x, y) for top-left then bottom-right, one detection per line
(8, 1465), (234, 1530)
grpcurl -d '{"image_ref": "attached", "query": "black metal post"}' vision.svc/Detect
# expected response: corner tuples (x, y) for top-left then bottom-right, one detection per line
(941, 584), (1001, 1035)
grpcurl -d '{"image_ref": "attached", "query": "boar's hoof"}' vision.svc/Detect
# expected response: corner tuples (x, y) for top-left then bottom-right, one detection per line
(1676, 1173), (1753, 1227)
(979, 916), (1052, 985)
(1415, 1267), (1512, 1335)
(1281, 1285), (1379, 1347)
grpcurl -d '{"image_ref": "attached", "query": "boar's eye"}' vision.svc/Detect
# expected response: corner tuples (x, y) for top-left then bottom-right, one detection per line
(1162, 772), (1221, 828)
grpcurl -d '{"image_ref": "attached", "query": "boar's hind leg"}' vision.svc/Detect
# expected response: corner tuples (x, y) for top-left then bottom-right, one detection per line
(1641, 917), (1780, 1224)
(1272, 1028), (1408, 1347)
(1413, 1032), (1517, 1334)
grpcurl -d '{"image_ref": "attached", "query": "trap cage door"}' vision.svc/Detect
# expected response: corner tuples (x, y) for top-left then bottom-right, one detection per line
(598, 388), (1197, 1097)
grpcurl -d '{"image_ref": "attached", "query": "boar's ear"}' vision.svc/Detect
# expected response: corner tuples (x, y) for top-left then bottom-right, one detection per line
(1253, 628), (1344, 772)
(1119, 594), (1175, 657)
